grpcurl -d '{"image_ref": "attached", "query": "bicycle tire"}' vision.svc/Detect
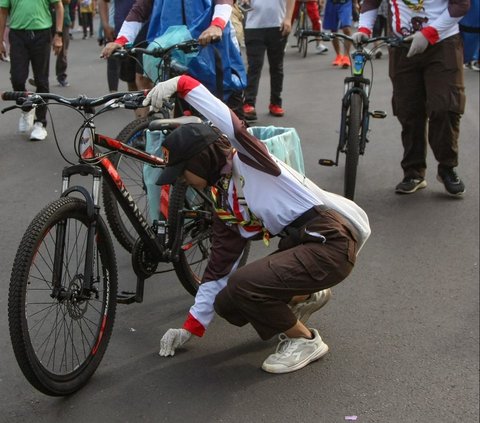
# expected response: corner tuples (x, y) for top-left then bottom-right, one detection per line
(297, 9), (305, 52)
(301, 34), (309, 58)
(102, 116), (155, 253)
(8, 197), (118, 396)
(168, 181), (250, 296)
(344, 93), (362, 200)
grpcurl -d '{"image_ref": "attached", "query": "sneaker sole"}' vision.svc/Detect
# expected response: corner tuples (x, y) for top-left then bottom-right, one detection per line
(298, 289), (332, 324)
(261, 341), (329, 374)
(436, 175), (465, 197)
(395, 180), (427, 194)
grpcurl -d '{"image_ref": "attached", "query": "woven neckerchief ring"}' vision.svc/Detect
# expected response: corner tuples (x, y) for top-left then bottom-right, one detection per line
(402, 0), (425, 12)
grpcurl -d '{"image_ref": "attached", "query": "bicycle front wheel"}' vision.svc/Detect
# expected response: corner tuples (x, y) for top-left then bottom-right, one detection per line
(102, 116), (155, 252)
(344, 93), (362, 200)
(8, 197), (118, 396)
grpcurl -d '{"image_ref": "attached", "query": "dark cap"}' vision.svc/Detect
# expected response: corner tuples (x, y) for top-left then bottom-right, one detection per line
(156, 123), (221, 186)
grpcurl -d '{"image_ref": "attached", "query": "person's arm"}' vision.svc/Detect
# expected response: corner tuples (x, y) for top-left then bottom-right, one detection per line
(198, 0), (234, 45)
(101, 0), (152, 57)
(52, 1), (64, 55)
(98, 0), (114, 41)
(143, 76), (281, 175)
(159, 216), (248, 356)
(281, 0), (295, 36)
(0, 7), (8, 59)
(356, 0), (382, 36)
(419, 0), (470, 44)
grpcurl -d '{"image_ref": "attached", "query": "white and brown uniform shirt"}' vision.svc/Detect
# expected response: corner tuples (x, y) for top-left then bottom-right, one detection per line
(173, 75), (371, 337)
(357, 0), (470, 43)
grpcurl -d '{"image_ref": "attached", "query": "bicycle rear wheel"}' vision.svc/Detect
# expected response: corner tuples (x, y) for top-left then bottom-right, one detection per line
(8, 197), (117, 396)
(168, 181), (250, 296)
(102, 116), (155, 252)
(344, 93), (362, 200)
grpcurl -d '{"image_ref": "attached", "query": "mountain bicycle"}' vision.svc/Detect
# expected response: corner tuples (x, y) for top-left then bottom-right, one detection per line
(2, 90), (232, 395)
(302, 31), (403, 200)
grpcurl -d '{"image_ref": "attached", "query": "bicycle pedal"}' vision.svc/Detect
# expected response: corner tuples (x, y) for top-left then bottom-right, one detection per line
(319, 159), (336, 166)
(371, 110), (387, 119)
(116, 291), (138, 304)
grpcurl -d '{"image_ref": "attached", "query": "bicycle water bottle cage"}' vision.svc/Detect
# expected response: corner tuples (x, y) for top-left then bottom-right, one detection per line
(352, 53), (366, 76)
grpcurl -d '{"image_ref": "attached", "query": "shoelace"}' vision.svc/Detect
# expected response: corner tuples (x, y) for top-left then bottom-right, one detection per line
(275, 334), (298, 356)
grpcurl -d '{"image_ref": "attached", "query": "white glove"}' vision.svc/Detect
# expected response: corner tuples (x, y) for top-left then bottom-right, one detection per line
(351, 31), (369, 46)
(142, 76), (181, 111)
(405, 32), (429, 58)
(159, 328), (192, 357)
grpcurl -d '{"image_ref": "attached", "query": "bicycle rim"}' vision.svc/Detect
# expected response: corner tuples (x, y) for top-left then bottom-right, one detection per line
(8, 197), (118, 396)
(168, 181), (213, 296)
(344, 93), (362, 200)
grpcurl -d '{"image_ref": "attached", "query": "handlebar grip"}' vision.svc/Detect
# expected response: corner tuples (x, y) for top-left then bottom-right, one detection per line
(1, 91), (31, 101)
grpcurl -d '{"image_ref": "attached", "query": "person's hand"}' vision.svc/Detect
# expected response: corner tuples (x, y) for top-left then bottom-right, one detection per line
(159, 328), (192, 356)
(101, 41), (122, 58)
(142, 76), (180, 111)
(405, 31), (429, 58)
(103, 25), (115, 42)
(52, 34), (63, 55)
(0, 40), (6, 60)
(198, 25), (222, 46)
(280, 18), (292, 36)
(351, 31), (369, 46)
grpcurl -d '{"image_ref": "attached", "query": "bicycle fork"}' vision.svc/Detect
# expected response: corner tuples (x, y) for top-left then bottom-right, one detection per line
(51, 164), (103, 301)
(319, 87), (386, 168)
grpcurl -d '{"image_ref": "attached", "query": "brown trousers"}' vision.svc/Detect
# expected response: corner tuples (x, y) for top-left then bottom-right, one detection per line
(214, 208), (357, 340)
(388, 34), (466, 179)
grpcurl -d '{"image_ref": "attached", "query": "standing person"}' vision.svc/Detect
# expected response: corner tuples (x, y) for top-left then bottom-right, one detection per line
(69, 0), (77, 38)
(54, 0), (72, 86)
(353, 0), (469, 196)
(323, 0), (359, 68)
(100, 0), (247, 118)
(242, 0), (295, 121)
(79, 0), (95, 39)
(0, 0), (64, 141)
(141, 75), (371, 373)
(459, 0), (479, 71)
(291, 0), (329, 54)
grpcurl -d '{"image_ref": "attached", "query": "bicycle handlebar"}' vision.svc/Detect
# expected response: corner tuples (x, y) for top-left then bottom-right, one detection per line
(300, 30), (404, 46)
(1, 90), (148, 110)
(112, 39), (200, 60)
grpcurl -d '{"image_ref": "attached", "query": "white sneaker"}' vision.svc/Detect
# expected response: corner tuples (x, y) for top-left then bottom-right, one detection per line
(290, 288), (332, 324)
(18, 110), (35, 133)
(30, 122), (48, 141)
(261, 329), (329, 374)
(316, 43), (329, 54)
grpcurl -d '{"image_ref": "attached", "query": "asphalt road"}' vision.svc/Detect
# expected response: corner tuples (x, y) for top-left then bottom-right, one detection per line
(0, 29), (478, 423)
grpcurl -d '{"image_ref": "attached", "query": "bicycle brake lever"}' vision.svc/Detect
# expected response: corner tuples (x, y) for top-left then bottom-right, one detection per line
(1, 105), (18, 114)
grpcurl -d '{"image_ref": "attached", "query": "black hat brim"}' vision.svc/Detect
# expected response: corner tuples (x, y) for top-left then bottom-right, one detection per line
(156, 162), (187, 186)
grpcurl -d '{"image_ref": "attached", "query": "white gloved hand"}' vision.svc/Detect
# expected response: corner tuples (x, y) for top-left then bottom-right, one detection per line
(142, 76), (181, 111)
(159, 328), (192, 357)
(351, 31), (370, 46)
(405, 32), (429, 58)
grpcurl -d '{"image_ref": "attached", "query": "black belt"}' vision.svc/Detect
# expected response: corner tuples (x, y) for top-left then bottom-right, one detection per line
(287, 205), (328, 230)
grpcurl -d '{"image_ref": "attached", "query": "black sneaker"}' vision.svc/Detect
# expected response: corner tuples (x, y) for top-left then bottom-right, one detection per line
(395, 177), (427, 194)
(437, 168), (465, 196)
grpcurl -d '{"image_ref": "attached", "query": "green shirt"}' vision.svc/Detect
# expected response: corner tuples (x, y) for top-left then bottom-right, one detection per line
(0, 0), (60, 30)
